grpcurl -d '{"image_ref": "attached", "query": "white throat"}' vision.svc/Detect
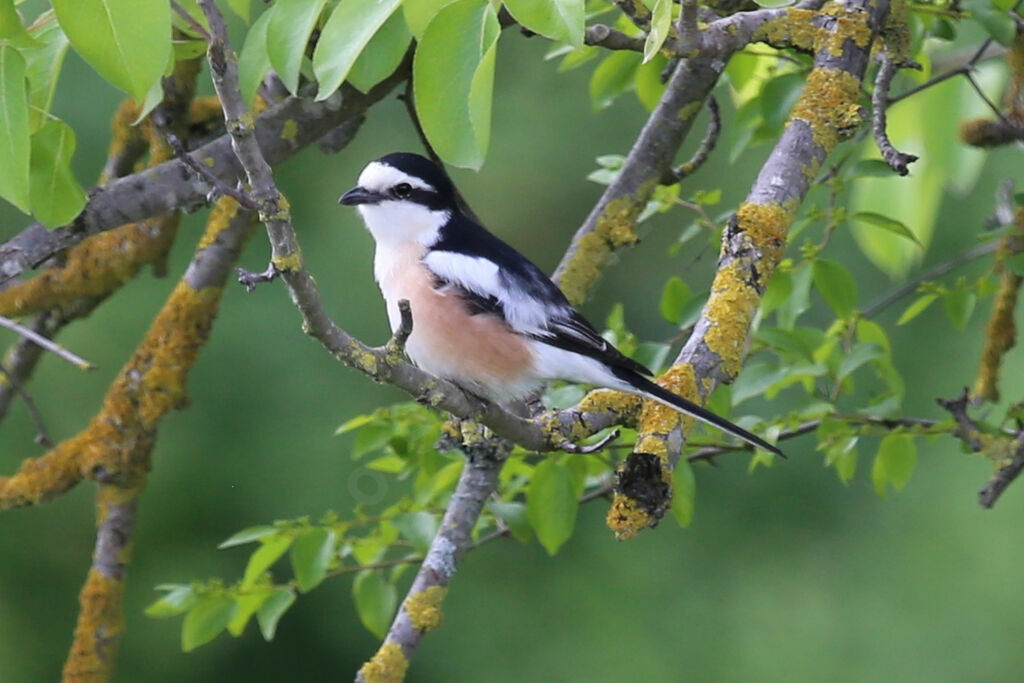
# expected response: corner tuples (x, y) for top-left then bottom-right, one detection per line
(357, 201), (450, 247)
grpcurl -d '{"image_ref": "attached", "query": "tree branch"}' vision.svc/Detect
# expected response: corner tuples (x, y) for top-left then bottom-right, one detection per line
(611, 0), (891, 538)
(871, 53), (920, 175)
(0, 66), (409, 287)
(357, 435), (508, 681)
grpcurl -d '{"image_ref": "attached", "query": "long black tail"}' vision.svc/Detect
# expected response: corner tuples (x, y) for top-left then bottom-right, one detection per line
(620, 371), (784, 458)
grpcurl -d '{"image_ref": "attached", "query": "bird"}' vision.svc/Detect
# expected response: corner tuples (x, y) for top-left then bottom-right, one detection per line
(340, 152), (781, 456)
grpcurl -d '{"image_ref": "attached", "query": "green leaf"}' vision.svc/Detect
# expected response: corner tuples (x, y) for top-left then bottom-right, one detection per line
(849, 211), (921, 246)
(393, 511), (437, 554)
(290, 527), (336, 593)
(23, 18), (70, 132)
(227, 589), (270, 637)
(0, 0), (36, 47)
(812, 259), (858, 317)
(0, 45), (30, 213)
(777, 265), (812, 329)
(145, 585), (197, 618)
(413, 0), (499, 169)
(488, 501), (532, 543)
(28, 119), (86, 227)
(856, 318), (891, 353)
(589, 50), (641, 110)
(659, 276), (693, 325)
(755, 327), (816, 361)
(526, 459), (578, 555)
(761, 269), (792, 317)
(670, 460), (696, 528)
(897, 293), (937, 325)
(970, 0), (1016, 45)
(504, 0), (584, 48)
(836, 343), (884, 381)
(760, 72), (805, 133)
(182, 595), (237, 652)
(403, 0), (457, 38)
(825, 435), (858, 484)
(266, 0), (329, 94)
(52, 0), (171, 101)
(353, 570), (397, 639)
(844, 159), (897, 179)
(634, 53), (667, 111)
(313, 0), (401, 100)
(643, 0), (671, 62)
(242, 534), (293, 588)
(257, 588), (295, 641)
(237, 8), (272, 107)
(218, 525), (278, 549)
(347, 10), (412, 93)
(871, 433), (917, 495)
(944, 289), (976, 330)
(226, 0), (251, 22)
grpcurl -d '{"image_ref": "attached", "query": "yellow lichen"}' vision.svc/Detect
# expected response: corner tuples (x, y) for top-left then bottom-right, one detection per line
(271, 249), (303, 273)
(576, 389), (642, 425)
(755, 8), (820, 51)
(606, 494), (653, 540)
(677, 100), (703, 123)
(61, 569), (123, 682)
(0, 214), (181, 318)
(281, 119), (299, 145)
(972, 209), (1024, 402)
(558, 188), (651, 306)
(196, 198), (241, 252)
(636, 364), (700, 445)
(789, 68), (863, 151)
(405, 586), (447, 631)
(358, 642), (409, 683)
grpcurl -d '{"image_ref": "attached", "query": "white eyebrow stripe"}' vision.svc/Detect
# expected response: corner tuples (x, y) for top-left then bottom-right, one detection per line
(357, 162), (435, 192)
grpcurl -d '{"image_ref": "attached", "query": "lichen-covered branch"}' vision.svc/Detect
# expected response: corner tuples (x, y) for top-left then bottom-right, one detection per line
(0, 65), (409, 287)
(57, 199), (257, 680)
(937, 388), (1024, 508)
(553, 56), (726, 305)
(357, 433), (508, 682)
(973, 206), (1024, 402)
(609, 0), (891, 539)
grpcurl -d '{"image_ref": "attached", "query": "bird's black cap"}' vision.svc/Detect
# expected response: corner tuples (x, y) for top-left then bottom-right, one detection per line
(376, 152), (456, 201)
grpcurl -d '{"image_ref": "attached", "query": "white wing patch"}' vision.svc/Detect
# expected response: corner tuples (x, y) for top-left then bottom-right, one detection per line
(422, 250), (565, 335)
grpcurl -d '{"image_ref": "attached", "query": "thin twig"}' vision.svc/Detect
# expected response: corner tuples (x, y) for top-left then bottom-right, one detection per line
(165, 132), (259, 209)
(585, 24), (645, 52)
(0, 315), (94, 370)
(937, 388), (985, 451)
(560, 428), (620, 454)
(663, 96), (720, 183)
(862, 241), (998, 318)
(0, 364), (53, 447)
(382, 299), (413, 356)
(872, 54), (920, 175)
(170, 0), (212, 42)
(979, 433), (1024, 508)
(615, 0), (652, 31)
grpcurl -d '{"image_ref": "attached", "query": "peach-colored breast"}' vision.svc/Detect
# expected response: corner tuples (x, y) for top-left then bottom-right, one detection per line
(375, 243), (536, 398)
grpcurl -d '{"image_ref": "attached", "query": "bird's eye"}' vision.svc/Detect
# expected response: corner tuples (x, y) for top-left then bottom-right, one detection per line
(393, 182), (412, 198)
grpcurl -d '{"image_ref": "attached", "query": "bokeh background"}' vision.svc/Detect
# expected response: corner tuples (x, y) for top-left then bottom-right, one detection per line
(2, 18), (1023, 683)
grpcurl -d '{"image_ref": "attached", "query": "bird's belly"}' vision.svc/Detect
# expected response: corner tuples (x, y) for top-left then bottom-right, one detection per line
(378, 254), (539, 402)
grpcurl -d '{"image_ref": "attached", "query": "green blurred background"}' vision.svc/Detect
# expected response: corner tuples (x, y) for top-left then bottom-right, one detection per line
(2, 24), (1024, 683)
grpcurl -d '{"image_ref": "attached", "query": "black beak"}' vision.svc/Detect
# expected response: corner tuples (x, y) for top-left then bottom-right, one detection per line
(339, 186), (382, 206)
